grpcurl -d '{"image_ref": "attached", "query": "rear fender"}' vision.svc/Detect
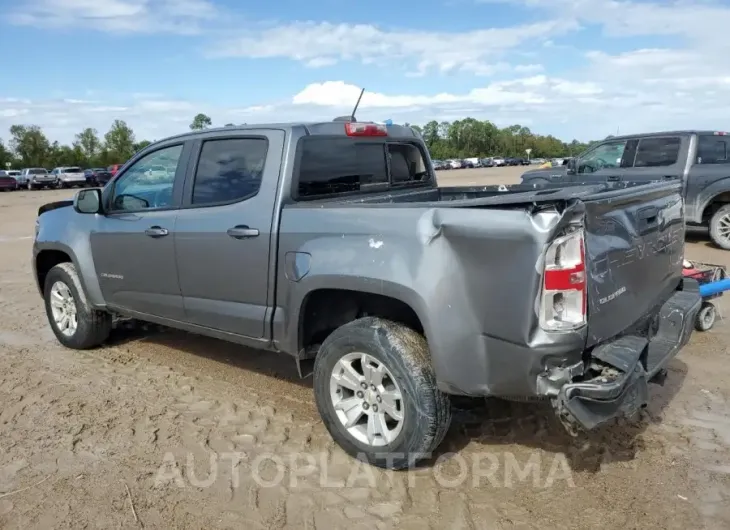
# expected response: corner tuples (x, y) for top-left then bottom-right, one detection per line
(690, 177), (730, 224)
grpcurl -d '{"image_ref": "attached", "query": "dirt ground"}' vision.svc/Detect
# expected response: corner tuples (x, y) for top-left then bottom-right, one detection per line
(2, 169), (730, 529)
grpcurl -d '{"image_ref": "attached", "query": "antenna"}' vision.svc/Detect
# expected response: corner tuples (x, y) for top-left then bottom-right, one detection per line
(351, 87), (365, 121)
(333, 87), (365, 122)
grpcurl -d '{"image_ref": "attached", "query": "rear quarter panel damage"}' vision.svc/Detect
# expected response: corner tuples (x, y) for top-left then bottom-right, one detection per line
(276, 201), (588, 397)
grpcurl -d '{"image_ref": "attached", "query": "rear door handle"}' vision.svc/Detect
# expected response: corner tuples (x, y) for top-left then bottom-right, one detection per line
(227, 225), (259, 239)
(144, 226), (169, 238)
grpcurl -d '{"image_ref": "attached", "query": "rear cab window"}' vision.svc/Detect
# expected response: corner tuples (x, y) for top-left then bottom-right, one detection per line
(294, 135), (431, 200)
(697, 134), (729, 165)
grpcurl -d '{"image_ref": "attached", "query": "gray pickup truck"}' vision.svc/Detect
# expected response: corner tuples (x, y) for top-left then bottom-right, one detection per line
(33, 119), (701, 469)
(521, 130), (730, 249)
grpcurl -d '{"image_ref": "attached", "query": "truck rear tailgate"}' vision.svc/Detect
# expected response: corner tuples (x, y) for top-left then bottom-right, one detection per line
(583, 182), (685, 346)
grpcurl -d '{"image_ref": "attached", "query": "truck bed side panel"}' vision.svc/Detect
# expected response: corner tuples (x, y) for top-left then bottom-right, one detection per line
(276, 204), (586, 397)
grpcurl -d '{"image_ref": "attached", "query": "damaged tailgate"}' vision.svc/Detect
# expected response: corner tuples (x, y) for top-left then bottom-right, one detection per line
(582, 181), (685, 346)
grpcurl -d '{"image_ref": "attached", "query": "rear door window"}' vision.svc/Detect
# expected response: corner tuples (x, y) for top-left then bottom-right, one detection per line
(192, 137), (268, 205)
(633, 137), (681, 167)
(697, 135), (728, 165)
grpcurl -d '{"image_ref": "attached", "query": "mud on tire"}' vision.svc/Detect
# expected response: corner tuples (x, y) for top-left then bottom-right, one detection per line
(43, 262), (112, 349)
(313, 317), (451, 470)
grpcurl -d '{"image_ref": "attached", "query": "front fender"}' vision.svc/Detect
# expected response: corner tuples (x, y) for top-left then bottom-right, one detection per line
(34, 207), (106, 308)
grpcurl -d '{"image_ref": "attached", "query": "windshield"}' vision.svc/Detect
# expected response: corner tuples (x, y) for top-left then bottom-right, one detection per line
(63, 167), (82, 173)
(29, 169), (48, 175)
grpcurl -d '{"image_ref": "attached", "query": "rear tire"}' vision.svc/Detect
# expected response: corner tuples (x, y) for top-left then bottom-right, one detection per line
(313, 317), (451, 470)
(709, 204), (730, 250)
(43, 262), (112, 349)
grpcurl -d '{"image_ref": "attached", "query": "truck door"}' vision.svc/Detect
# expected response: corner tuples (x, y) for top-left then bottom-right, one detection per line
(91, 142), (190, 320)
(174, 130), (285, 339)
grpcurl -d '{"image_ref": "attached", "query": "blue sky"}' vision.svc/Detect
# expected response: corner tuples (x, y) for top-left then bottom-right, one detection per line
(1, 0), (729, 144)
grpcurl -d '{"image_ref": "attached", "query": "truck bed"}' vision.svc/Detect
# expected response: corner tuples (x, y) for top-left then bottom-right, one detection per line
(279, 179), (686, 396)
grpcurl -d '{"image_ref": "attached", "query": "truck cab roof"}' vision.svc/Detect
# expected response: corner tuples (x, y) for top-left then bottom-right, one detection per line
(157, 120), (421, 145)
(605, 130), (728, 141)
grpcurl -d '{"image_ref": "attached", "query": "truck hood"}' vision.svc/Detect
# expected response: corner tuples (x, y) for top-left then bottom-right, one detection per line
(38, 199), (73, 217)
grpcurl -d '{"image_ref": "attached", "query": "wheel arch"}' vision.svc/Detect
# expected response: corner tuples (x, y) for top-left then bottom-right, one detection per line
(291, 282), (429, 357)
(34, 243), (105, 308)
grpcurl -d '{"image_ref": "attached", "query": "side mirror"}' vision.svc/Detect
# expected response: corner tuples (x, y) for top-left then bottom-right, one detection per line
(73, 188), (102, 214)
(566, 158), (577, 174)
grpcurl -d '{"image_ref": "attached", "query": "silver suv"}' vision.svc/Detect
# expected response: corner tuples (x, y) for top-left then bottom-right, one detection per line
(51, 167), (86, 188)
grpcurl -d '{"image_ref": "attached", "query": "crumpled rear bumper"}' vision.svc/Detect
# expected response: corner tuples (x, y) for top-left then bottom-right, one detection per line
(554, 278), (702, 432)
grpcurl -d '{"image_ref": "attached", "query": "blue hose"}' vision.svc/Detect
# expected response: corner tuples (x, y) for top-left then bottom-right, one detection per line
(699, 278), (730, 297)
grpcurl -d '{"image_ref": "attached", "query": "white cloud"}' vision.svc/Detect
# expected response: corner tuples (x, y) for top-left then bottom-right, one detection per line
(5, 73), (719, 146)
(8, 0), (219, 34)
(4, 0), (730, 141)
(208, 19), (578, 76)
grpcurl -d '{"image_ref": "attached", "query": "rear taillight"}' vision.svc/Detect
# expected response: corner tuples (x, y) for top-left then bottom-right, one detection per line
(344, 122), (388, 137)
(539, 229), (586, 332)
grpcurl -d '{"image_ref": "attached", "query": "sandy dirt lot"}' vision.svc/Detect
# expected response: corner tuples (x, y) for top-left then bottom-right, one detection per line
(2, 169), (730, 529)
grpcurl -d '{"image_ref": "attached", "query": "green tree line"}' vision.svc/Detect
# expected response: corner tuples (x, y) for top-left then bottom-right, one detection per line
(0, 120), (151, 170)
(410, 118), (594, 159)
(0, 113), (594, 170)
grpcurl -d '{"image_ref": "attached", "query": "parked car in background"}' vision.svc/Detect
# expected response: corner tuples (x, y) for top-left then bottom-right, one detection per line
(108, 164), (124, 176)
(447, 159), (463, 169)
(480, 158), (494, 167)
(520, 130), (730, 249)
(463, 157), (481, 168)
(51, 167), (86, 188)
(84, 168), (113, 187)
(19, 168), (56, 190)
(0, 170), (20, 191)
(461, 159), (475, 169)
(432, 159), (446, 170)
(492, 157), (505, 166)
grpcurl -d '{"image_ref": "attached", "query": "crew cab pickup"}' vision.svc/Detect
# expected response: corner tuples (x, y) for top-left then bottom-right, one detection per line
(520, 130), (730, 249)
(33, 120), (701, 469)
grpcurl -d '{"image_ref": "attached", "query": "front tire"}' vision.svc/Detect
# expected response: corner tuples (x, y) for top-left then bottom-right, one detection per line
(43, 262), (112, 349)
(313, 317), (451, 469)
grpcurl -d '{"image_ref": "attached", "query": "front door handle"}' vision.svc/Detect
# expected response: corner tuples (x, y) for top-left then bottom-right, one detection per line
(144, 226), (169, 238)
(227, 225), (259, 239)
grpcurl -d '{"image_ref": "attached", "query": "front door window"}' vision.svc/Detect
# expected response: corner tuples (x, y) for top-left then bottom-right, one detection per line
(578, 141), (628, 174)
(109, 145), (183, 212)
